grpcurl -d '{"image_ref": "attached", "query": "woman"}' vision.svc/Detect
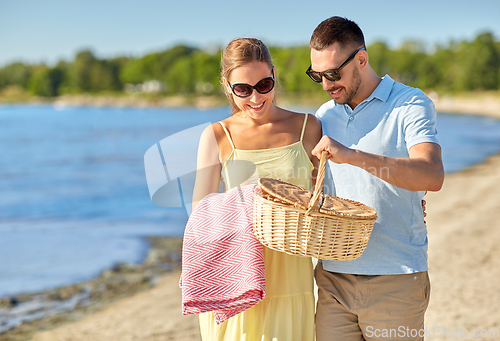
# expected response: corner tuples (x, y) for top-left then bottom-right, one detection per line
(191, 38), (322, 341)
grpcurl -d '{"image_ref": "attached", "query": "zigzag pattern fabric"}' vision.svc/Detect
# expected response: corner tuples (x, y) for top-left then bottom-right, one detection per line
(180, 184), (266, 324)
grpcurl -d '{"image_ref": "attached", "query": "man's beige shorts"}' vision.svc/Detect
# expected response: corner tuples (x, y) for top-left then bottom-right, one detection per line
(315, 263), (430, 341)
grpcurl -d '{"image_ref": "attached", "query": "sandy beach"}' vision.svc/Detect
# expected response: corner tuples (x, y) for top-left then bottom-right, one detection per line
(32, 271), (201, 341)
(432, 94), (500, 118)
(424, 153), (500, 340)
(12, 103), (500, 341)
(30, 154), (500, 340)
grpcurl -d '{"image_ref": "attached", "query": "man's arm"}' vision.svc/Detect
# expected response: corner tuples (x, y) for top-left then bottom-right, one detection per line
(312, 136), (444, 192)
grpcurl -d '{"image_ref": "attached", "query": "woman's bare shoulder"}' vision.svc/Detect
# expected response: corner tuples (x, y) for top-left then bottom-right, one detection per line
(203, 121), (229, 142)
(204, 120), (234, 162)
(284, 110), (322, 130)
(305, 114), (322, 131)
(303, 114), (323, 145)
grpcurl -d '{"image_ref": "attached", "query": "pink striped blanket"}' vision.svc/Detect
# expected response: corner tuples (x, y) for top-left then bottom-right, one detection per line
(180, 184), (266, 324)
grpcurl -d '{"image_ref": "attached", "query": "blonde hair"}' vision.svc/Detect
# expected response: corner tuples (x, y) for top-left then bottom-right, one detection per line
(221, 38), (274, 114)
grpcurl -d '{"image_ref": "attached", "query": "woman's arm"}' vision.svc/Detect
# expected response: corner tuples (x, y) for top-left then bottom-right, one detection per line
(192, 124), (222, 211)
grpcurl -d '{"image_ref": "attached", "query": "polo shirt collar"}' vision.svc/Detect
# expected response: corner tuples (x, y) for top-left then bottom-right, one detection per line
(366, 75), (394, 103)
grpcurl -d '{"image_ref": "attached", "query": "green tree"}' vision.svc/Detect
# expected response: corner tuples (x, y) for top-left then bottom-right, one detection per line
(120, 45), (197, 87)
(28, 65), (65, 96)
(157, 45), (197, 78)
(192, 50), (221, 95)
(454, 32), (499, 91)
(119, 58), (146, 85)
(120, 53), (161, 85)
(269, 45), (319, 95)
(89, 59), (122, 92)
(367, 41), (392, 77)
(70, 50), (97, 92)
(0, 62), (33, 90)
(425, 45), (455, 92)
(389, 40), (427, 87)
(53, 61), (71, 94)
(2, 31), (500, 98)
(165, 57), (195, 94)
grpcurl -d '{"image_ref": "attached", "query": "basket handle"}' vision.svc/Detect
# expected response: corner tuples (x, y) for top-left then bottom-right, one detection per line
(306, 150), (328, 215)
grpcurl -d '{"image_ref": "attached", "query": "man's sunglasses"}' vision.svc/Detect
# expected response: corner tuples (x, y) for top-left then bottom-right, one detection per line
(306, 47), (366, 83)
(228, 70), (275, 98)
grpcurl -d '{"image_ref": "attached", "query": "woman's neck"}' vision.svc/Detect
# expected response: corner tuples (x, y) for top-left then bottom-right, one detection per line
(235, 105), (283, 126)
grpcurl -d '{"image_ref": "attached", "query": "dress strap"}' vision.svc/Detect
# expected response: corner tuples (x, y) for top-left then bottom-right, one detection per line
(219, 121), (235, 150)
(300, 114), (309, 141)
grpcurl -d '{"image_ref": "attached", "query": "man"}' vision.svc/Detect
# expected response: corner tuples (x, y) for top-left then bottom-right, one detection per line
(308, 17), (445, 340)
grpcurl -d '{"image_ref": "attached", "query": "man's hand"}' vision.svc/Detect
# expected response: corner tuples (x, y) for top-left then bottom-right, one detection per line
(311, 135), (444, 192)
(311, 135), (355, 164)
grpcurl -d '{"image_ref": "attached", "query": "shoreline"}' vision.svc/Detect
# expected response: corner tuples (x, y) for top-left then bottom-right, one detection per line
(0, 237), (183, 341)
(432, 94), (500, 119)
(0, 94), (229, 111)
(1, 93), (499, 119)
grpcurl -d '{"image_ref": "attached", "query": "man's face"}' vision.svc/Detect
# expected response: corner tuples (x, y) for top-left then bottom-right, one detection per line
(310, 43), (362, 107)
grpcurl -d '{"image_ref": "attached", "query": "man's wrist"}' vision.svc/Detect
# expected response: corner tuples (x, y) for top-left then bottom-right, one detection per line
(346, 148), (363, 166)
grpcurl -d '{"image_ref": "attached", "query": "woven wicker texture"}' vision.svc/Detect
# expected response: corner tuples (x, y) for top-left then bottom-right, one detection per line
(259, 177), (312, 210)
(253, 151), (377, 261)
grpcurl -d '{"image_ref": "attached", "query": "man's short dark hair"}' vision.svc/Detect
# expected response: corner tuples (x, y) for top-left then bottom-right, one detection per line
(310, 16), (365, 50)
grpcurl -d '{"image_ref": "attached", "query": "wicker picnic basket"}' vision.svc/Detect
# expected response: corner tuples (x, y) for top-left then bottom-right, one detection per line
(253, 151), (377, 261)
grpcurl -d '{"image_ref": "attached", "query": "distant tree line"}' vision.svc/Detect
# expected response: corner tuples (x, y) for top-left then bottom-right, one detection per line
(0, 32), (499, 98)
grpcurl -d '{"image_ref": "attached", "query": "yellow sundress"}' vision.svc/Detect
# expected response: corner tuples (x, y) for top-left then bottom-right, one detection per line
(198, 114), (315, 341)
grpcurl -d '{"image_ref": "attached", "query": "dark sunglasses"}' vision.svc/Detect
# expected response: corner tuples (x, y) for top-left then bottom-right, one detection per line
(228, 70), (275, 98)
(306, 47), (366, 83)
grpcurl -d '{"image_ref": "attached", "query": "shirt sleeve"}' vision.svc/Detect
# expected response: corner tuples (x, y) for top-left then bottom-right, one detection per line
(314, 100), (333, 120)
(403, 91), (440, 150)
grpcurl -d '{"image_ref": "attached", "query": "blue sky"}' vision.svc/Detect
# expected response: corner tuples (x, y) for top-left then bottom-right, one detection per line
(1, 0), (499, 67)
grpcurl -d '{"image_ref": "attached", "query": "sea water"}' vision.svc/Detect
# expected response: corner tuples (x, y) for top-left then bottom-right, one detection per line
(0, 104), (499, 298)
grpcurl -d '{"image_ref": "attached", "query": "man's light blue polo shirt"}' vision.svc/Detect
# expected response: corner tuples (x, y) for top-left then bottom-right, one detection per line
(316, 75), (439, 275)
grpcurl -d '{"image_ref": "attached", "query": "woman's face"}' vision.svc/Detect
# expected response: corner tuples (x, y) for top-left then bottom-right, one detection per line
(226, 61), (275, 119)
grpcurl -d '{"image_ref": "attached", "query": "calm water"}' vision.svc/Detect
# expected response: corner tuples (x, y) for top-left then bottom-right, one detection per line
(0, 104), (500, 297)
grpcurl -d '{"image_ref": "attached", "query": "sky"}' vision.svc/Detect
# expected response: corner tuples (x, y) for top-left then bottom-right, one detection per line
(1, 0), (499, 67)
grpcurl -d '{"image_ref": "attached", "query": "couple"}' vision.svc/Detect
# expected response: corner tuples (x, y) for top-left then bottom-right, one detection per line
(192, 16), (444, 341)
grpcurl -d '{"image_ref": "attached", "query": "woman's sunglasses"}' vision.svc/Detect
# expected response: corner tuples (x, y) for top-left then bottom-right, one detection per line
(306, 47), (366, 83)
(228, 70), (275, 98)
